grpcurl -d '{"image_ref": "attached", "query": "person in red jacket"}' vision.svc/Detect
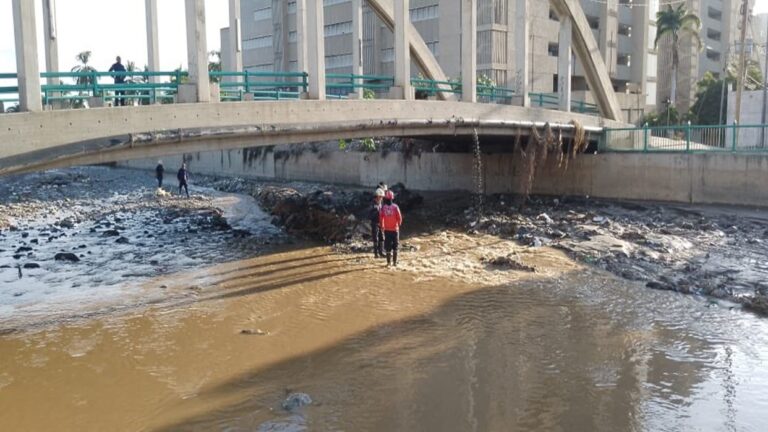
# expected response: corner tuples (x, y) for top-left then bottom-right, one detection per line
(379, 190), (403, 267)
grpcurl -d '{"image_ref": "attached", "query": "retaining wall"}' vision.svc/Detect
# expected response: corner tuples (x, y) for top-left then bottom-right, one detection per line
(121, 147), (768, 207)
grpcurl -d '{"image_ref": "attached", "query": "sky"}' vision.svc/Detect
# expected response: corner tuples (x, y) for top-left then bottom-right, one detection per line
(0, 0), (228, 81)
(757, 0), (768, 14)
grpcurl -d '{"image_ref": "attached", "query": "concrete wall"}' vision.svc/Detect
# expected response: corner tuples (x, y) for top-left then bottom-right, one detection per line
(121, 146), (768, 207)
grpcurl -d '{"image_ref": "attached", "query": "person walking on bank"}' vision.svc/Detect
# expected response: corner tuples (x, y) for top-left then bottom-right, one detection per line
(177, 163), (190, 198)
(108, 56), (127, 106)
(155, 160), (164, 188)
(379, 190), (402, 267)
(370, 187), (386, 258)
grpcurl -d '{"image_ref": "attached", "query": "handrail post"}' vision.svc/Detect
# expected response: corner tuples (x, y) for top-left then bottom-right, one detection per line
(685, 121), (691, 152)
(244, 70), (250, 94)
(732, 121), (738, 151)
(91, 71), (98, 96)
(643, 123), (649, 152)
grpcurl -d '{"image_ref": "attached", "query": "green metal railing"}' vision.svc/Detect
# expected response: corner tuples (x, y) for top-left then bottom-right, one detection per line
(602, 123), (768, 153)
(326, 73), (394, 98)
(529, 92), (600, 115)
(39, 71), (185, 105)
(410, 78), (515, 103)
(211, 71), (308, 101)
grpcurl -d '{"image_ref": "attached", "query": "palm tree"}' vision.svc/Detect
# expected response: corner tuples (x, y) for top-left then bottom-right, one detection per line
(654, 4), (702, 107)
(70, 51), (97, 86)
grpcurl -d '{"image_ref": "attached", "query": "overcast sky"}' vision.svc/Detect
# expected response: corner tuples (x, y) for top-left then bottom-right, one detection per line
(0, 0), (228, 77)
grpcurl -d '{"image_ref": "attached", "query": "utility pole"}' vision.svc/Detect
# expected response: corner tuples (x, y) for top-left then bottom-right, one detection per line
(761, 16), (768, 147)
(734, 0), (750, 124)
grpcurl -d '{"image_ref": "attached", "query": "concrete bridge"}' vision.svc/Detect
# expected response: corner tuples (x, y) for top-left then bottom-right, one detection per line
(2, 0), (627, 176)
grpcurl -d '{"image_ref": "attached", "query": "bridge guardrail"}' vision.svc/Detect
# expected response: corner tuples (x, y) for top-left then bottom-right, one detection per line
(210, 71), (308, 101)
(602, 124), (768, 153)
(529, 92), (600, 115)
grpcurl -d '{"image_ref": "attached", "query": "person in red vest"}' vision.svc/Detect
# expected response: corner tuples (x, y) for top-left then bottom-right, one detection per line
(379, 190), (403, 267)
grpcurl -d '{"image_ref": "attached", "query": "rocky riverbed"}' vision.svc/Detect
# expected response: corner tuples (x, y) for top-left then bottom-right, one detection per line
(202, 175), (768, 316)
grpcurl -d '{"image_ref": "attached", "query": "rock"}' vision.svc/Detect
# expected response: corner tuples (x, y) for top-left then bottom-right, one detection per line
(240, 329), (268, 336)
(680, 222), (695, 230)
(115, 237), (130, 244)
(281, 393), (312, 411)
(537, 213), (554, 225)
(15, 246), (33, 253)
(482, 255), (536, 272)
(102, 229), (120, 237)
(54, 252), (80, 262)
(592, 216), (607, 223)
(21, 232), (29, 238)
(646, 281), (674, 291)
(12, 254), (22, 260)
(22, 263), (40, 269)
(57, 218), (75, 229)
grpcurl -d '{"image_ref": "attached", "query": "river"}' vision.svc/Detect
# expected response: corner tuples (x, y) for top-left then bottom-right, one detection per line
(1, 168), (767, 431)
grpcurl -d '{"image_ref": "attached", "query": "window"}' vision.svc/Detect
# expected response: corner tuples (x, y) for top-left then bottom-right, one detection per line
(247, 64), (273, 73)
(287, 1), (296, 13)
(618, 24), (631, 37)
(707, 7), (722, 21)
(617, 53), (631, 67)
(706, 49), (721, 62)
(289, 31), (297, 43)
(325, 21), (353, 37)
(707, 28), (722, 41)
(548, 43), (559, 57)
(325, 54), (353, 69)
(324, 0), (349, 5)
(381, 48), (394, 62)
(410, 5), (438, 22)
(253, 7), (271, 21)
(242, 35), (273, 50)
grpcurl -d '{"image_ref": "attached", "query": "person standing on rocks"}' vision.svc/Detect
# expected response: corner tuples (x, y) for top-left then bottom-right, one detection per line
(379, 190), (403, 267)
(370, 187), (386, 258)
(177, 163), (190, 198)
(155, 160), (164, 188)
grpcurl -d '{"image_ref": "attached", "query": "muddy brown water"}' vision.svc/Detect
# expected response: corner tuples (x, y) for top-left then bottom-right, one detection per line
(1, 245), (767, 432)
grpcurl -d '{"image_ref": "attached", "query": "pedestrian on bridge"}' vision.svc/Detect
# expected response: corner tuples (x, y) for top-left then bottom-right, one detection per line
(370, 186), (386, 258)
(108, 56), (127, 106)
(379, 190), (402, 267)
(177, 163), (190, 198)
(155, 161), (165, 188)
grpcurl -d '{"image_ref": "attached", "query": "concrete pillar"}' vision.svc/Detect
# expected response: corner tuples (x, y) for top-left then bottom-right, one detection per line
(146, 0), (160, 84)
(392, 0), (412, 100)
(184, 0), (210, 102)
(461, 0), (476, 103)
(558, 15), (572, 112)
(13, 0), (42, 112)
(42, 0), (59, 86)
(228, 0), (242, 81)
(305, 0), (325, 100)
(296, 0), (308, 75)
(351, 0), (363, 98)
(220, 27), (232, 83)
(511, 0), (529, 106)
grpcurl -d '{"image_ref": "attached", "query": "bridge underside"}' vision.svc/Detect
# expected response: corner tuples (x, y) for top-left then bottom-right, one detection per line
(0, 101), (625, 176)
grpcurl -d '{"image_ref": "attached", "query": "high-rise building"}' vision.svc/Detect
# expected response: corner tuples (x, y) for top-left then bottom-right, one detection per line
(236, 0), (747, 121)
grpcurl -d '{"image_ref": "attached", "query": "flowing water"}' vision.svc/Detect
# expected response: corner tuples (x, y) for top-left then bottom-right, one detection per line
(1, 243), (767, 431)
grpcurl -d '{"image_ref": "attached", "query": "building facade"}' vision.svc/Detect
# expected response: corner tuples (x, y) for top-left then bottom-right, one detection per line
(235, 0), (746, 121)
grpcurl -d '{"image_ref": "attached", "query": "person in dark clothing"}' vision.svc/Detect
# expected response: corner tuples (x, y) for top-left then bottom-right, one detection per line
(108, 56), (127, 106)
(370, 187), (386, 258)
(155, 161), (164, 188)
(379, 190), (403, 267)
(177, 163), (190, 198)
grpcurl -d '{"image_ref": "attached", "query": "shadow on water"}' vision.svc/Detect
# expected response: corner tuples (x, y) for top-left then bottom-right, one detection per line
(153, 271), (745, 432)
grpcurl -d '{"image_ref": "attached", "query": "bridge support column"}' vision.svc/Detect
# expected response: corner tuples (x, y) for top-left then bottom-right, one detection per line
(557, 15), (572, 113)
(511, 0), (529, 107)
(351, 0), (364, 99)
(13, 0), (42, 112)
(42, 0), (59, 87)
(461, 0), (476, 103)
(146, 0), (160, 85)
(391, 0), (412, 100)
(183, 0), (210, 103)
(228, 0), (242, 84)
(305, 0), (326, 100)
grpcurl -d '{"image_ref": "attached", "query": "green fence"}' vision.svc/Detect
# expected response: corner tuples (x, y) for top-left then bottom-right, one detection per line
(211, 71), (308, 101)
(602, 124), (768, 153)
(529, 92), (600, 115)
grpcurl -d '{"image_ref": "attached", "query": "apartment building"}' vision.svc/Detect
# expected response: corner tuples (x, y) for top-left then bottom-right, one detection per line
(236, 0), (746, 120)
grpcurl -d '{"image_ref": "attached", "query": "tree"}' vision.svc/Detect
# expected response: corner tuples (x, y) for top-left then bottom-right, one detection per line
(689, 71), (732, 125)
(208, 50), (221, 83)
(727, 59), (764, 91)
(71, 51), (97, 87)
(654, 5), (702, 107)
